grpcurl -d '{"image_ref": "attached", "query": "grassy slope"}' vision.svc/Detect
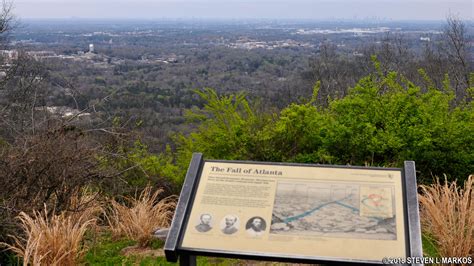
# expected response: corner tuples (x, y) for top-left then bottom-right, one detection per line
(83, 232), (245, 266)
(85, 230), (441, 265)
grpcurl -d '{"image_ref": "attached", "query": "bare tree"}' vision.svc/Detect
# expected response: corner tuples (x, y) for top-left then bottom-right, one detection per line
(0, 0), (15, 47)
(442, 15), (472, 100)
(303, 40), (370, 105)
(0, 53), (51, 140)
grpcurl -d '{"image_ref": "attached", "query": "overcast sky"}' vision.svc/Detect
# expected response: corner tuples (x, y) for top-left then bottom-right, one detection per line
(14, 0), (473, 20)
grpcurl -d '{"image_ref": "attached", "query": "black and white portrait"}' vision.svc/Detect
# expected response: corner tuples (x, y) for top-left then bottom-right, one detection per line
(195, 213), (213, 233)
(220, 215), (239, 235)
(245, 216), (266, 237)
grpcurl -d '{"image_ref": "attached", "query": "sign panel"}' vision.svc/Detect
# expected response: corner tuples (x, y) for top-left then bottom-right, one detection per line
(165, 154), (422, 265)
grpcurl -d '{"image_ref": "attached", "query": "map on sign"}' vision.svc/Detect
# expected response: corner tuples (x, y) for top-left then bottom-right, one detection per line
(270, 182), (396, 240)
(360, 186), (393, 218)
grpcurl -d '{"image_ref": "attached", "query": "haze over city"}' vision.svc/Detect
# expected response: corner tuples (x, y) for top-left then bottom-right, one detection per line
(15, 0), (474, 20)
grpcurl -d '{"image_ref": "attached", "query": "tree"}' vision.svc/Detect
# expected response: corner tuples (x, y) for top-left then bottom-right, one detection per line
(170, 70), (473, 185)
(442, 15), (471, 101)
(0, 0), (15, 47)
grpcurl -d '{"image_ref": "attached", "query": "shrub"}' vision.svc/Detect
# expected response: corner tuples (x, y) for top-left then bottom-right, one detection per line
(1, 206), (96, 265)
(323, 73), (473, 182)
(67, 188), (104, 225)
(169, 70), (473, 184)
(99, 139), (179, 195)
(419, 175), (473, 261)
(0, 127), (110, 220)
(106, 186), (177, 247)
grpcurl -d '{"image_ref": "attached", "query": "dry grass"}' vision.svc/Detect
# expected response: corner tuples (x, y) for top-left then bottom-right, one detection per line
(106, 186), (177, 247)
(419, 175), (473, 261)
(66, 188), (104, 225)
(2, 206), (96, 266)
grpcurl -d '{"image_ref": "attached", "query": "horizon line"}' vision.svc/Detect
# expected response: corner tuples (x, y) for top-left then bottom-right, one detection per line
(19, 17), (462, 22)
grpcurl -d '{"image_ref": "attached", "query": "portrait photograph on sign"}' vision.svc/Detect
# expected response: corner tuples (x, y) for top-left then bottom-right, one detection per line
(178, 161), (409, 263)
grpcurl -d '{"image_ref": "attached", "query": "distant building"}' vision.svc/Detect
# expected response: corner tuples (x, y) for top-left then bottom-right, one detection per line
(352, 51), (364, 57)
(420, 37), (431, 42)
(26, 51), (57, 60)
(89, 44), (95, 53)
(0, 50), (19, 62)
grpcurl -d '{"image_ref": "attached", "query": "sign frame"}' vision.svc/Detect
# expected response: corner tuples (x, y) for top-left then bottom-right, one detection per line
(164, 153), (422, 265)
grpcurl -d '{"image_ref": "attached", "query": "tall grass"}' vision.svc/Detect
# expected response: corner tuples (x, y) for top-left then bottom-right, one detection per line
(2, 206), (96, 265)
(106, 186), (177, 247)
(419, 175), (473, 261)
(66, 188), (103, 225)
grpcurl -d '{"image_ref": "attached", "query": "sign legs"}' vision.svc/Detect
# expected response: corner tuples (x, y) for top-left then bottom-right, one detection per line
(179, 254), (197, 266)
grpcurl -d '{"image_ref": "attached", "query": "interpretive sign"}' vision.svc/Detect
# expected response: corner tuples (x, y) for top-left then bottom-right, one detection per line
(165, 153), (422, 265)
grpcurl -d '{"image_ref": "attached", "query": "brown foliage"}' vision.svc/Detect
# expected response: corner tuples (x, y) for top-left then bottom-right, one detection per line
(419, 175), (473, 262)
(0, 127), (109, 214)
(106, 186), (177, 247)
(0, 125), (115, 253)
(2, 206), (96, 266)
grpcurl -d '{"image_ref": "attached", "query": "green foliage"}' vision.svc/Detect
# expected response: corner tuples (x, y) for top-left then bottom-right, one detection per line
(149, 238), (165, 250)
(84, 233), (136, 265)
(167, 70), (473, 184)
(167, 88), (271, 183)
(182, 88), (257, 160)
(270, 101), (333, 163)
(0, 251), (20, 266)
(100, 140), (178, 195)
(323, 71), (472, 183)
(83, 231), (240, 266)
(83, 233), (171, 266)
(124, 141), (176, 186)
(422, 233), (440, 258)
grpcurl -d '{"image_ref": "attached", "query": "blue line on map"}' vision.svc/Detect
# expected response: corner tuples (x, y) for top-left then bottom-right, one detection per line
(334, 201), (359, 212)
(282, 194), (360, 223)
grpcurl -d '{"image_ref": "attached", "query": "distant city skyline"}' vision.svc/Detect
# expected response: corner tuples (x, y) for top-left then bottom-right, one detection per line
(14, 0), (473, 21)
